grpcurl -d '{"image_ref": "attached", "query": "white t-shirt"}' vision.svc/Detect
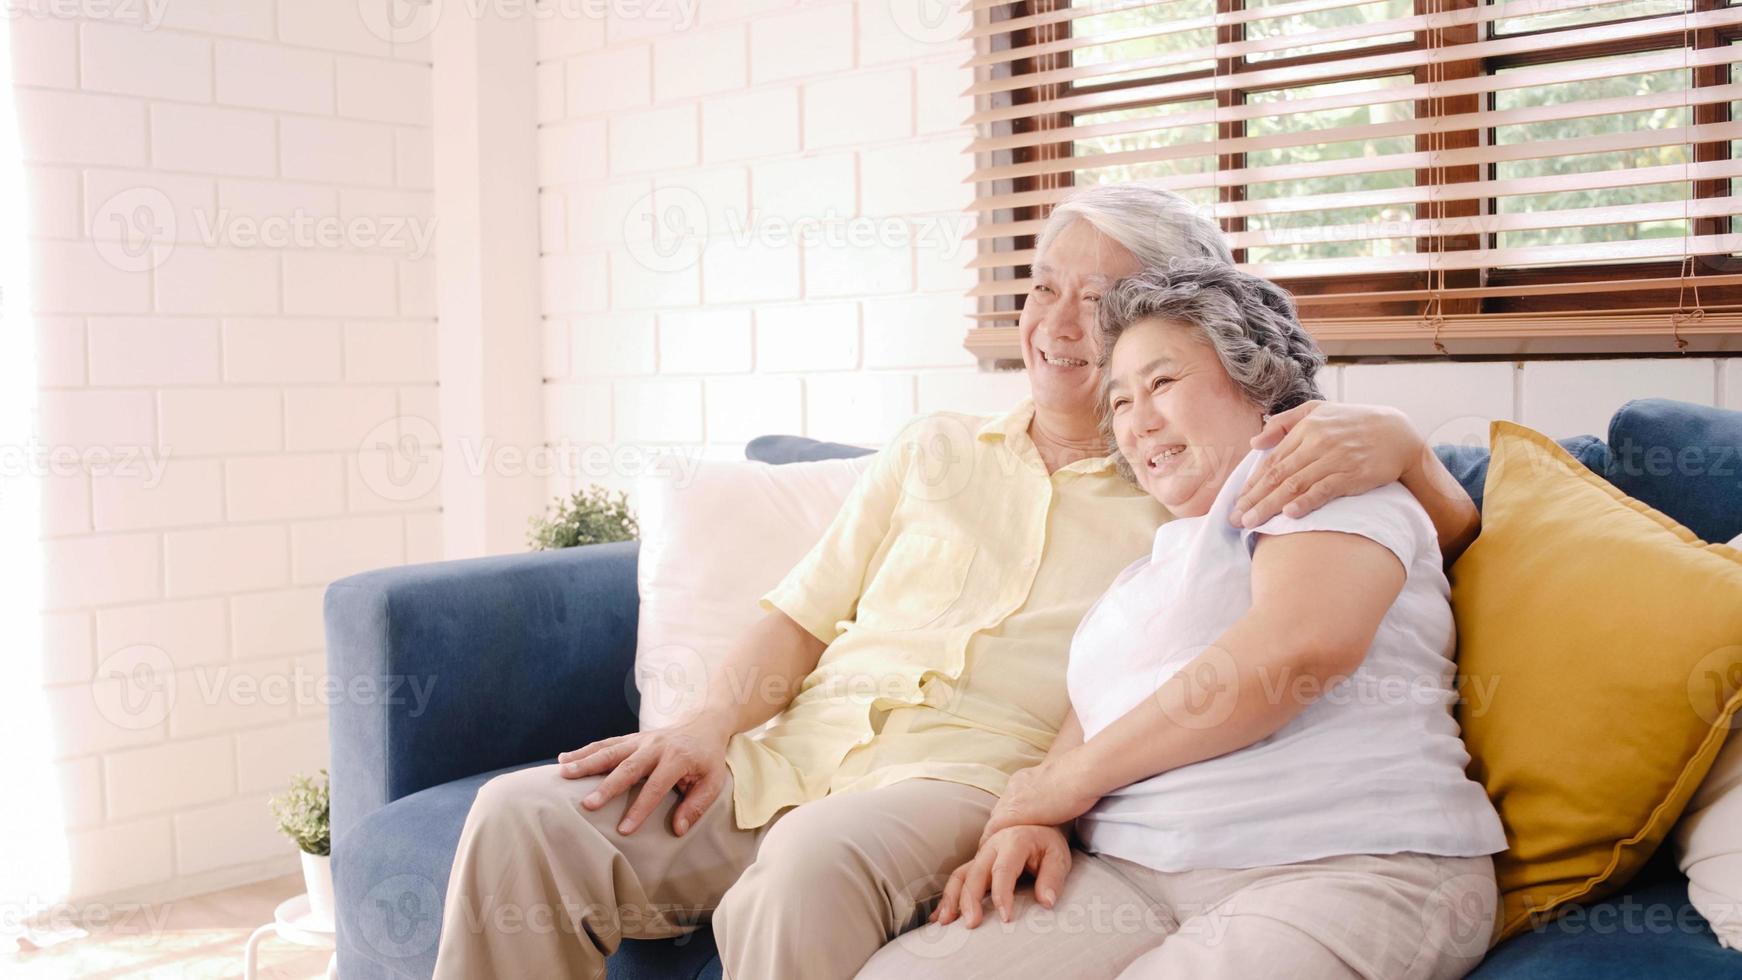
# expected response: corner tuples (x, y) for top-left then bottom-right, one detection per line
(1068, 448), (1507, 872)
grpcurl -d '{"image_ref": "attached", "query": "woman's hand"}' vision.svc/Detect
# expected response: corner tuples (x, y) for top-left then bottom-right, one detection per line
(555, 713), (734, 837)
(1231, 400), (1425, 528)
(979, 759), (1100, 846)
(931, 824), (1072, 928)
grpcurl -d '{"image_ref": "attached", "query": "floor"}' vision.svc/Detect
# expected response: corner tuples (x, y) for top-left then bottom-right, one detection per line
(4, 874), (333, 979)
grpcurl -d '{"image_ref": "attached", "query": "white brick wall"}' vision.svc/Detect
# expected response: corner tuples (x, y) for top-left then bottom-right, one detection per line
(534, 2), (1741, 487)
(14, 1), (439, 903)
(537, 0), (979, 479)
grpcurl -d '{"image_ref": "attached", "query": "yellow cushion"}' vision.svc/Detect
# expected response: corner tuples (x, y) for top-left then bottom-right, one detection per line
(1451, 421), (1742, 943)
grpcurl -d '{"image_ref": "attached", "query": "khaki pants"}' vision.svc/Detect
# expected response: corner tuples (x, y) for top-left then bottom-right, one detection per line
(430, 764), (995, 980)
(858, 849), (1497, 980)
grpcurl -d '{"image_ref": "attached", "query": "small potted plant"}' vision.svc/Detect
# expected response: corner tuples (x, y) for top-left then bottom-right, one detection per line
(527, 484), (639, 550)
(270, 770), (332, 925)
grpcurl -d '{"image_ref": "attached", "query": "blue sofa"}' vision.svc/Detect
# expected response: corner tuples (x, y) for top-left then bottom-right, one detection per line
(325, 398), (1742, 980)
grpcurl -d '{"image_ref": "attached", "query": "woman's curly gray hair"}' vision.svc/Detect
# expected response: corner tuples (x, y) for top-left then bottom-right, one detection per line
(1094, 260), (1326, 482)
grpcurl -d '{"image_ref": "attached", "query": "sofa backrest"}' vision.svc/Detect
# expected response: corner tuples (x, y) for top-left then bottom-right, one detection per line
(1602, 398), (1742, 545)
(748, 397), (1742, 545)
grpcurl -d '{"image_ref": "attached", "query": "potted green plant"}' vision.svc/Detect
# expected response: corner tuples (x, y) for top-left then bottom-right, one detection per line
(270, 770), (332, 926)
(527, 485), (639, 550)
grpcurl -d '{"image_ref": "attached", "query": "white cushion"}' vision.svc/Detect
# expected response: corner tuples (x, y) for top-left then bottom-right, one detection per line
(633, 456), (872, 730)
(1673, 529), (1742, 949)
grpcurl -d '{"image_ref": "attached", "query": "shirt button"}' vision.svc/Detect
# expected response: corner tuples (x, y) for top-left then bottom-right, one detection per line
(1020, 558), (1036, 569)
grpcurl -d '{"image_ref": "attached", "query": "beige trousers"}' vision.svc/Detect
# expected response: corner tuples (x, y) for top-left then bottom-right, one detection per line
(858, 849), (1498, 980)
(430, 764), (995, 980)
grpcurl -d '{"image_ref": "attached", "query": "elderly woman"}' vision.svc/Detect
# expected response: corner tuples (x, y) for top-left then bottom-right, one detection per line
(860, 262), (1506, 980)
(433, 184), (1488, 980)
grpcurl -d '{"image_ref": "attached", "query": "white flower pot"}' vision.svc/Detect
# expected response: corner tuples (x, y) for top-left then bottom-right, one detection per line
(300, 851), (335, 929)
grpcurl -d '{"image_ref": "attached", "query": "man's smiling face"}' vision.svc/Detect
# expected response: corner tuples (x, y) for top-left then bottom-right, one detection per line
(1019, 219), (1144, 426)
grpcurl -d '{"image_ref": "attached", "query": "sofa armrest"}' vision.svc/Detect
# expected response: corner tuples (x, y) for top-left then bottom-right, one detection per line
(324, 541), (641, 841)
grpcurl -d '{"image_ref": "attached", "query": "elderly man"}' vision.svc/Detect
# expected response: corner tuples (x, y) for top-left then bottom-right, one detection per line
(430, 183), (1479, 980)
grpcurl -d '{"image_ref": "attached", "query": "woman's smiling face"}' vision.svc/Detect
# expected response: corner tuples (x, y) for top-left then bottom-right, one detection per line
(1019, 219), (1144, 425)
(1105, 317), (1267, 517)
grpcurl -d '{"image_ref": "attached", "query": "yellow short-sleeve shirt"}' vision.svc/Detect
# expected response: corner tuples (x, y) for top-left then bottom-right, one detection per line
(723, 399), (1170, 830)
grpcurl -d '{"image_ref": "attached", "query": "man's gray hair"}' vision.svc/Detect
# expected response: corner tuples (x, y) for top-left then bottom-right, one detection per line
(1035, 182), (1234, 269)
(1094, 260), (1325, 480)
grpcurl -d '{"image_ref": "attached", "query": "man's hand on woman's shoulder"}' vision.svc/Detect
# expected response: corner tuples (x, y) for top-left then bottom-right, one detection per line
(1231, 400), (1424, 529)
(1231, 399), (1481, 562)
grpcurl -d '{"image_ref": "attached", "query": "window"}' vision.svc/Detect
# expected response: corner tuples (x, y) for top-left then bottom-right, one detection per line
(965, 0), (1742, 359)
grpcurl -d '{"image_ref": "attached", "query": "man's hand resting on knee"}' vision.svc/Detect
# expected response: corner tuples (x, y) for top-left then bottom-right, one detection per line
(554, 609), (829, 838)
(557, 714), (734, 837)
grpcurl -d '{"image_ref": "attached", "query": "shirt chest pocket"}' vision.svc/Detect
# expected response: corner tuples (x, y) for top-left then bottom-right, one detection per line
(857, 532), (978, 632)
